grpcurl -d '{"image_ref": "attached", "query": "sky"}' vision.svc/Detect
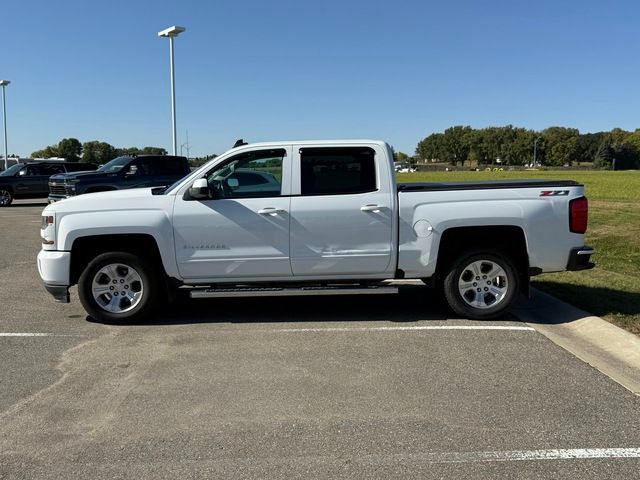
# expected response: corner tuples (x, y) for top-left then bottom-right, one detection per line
(2, 0), (640, 158)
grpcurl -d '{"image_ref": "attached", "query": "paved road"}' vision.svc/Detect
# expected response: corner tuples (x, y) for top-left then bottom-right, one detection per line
(1, 199), (639, 479)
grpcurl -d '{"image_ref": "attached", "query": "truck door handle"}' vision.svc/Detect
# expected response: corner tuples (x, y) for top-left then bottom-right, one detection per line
(258, 207), (286, 216)
(360, 204), (383, 212)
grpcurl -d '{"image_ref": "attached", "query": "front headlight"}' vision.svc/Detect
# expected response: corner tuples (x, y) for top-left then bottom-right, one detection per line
(41, 213), (55, 247)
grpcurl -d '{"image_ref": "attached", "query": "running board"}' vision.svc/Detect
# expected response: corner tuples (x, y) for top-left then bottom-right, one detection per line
(190, 285), (399, 299)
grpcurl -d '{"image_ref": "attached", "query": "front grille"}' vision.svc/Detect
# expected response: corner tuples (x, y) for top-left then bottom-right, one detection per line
(49, 184), (69, 196)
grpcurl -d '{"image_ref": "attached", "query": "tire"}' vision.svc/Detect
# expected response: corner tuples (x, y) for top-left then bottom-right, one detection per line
(78, 251), (162, 323)
(443, 250), (519, 320)
(0, 188), (13, 207)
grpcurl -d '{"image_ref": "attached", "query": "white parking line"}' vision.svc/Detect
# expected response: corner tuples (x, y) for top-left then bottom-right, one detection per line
(271, 325), (535, 333)
(362, 448), (640, 465)
(0, 333), (84, 337)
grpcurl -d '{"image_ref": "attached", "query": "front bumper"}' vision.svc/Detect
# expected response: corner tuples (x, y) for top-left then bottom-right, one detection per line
(566, 246), (595, 271)
(37, 250), (71, 303)
(44, 283), (70, 303)
(47, 194), (72, 204)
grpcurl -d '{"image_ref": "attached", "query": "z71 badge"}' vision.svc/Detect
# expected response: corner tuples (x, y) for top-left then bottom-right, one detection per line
(540, 190), (570, 196)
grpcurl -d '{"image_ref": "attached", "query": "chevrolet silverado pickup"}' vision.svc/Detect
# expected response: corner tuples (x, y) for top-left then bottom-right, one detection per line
(37, 140), (594, 322)
(47, 154), (189, 202)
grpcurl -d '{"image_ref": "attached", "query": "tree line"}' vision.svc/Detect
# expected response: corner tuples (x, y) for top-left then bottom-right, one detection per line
(31, 138), (167, 164)
(416, 126), (640, 169)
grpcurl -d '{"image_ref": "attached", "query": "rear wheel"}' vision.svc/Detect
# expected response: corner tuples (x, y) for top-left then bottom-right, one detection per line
(0, 188), (13, 207)
(443, 251), (519, 319)
(78, 252), (161, 323)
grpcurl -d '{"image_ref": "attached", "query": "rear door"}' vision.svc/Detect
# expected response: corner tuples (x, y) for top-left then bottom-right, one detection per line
(289, 145), (394, 276)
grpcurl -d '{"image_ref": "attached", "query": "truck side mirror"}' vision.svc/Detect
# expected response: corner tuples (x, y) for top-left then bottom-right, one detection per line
(186, 178), (212, 200)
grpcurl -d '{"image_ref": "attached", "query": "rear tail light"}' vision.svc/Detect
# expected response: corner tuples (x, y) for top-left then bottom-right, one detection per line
(569, 197), (588, 234)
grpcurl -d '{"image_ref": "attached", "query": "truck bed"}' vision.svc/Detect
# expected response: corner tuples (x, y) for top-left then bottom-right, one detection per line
(397, 179), (581, 192)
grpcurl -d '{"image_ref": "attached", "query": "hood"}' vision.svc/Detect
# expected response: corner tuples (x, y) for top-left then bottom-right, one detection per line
(49, 170), (119, 182)
(45, 187), (159, 214)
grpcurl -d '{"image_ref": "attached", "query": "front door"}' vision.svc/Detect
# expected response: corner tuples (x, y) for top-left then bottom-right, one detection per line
(14, 164), (62, 196)
(173, 147), (292, 280)
(289, 145), (394, 276)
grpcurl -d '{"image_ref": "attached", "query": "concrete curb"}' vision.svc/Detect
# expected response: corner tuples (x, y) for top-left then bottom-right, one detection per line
(514, 288), (640, 396)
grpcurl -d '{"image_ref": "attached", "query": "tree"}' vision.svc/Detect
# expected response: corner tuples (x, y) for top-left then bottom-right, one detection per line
(32, 138), (169, 162)
(416, 133), (445, 162)
(394, 151), (410, 163)
(416, 125), (640, 170)
(541, 127), (580, 166)
(190, 154), (218, 168)
(442, 125), (473, 166)
(502, 127), (536, 166)
(577, 132), (605, 162)
(116, 147), (142, 156)
(57, 138), (82, 162)
(142, 146), (168, 155)
(593, 142), (613, 169)
(82, 141), (117, 165)
(31, 145), (59, 158)
(114, 146), (167, 157)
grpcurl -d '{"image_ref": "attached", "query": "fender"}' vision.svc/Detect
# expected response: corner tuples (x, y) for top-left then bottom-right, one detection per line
(57, 209), (180, 278)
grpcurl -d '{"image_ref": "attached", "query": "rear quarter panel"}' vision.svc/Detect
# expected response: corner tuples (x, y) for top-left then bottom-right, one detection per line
(397, 185), (586, 278)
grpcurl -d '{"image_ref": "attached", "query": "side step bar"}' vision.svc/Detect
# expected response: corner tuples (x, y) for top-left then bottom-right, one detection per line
(190, 285), (398, 299)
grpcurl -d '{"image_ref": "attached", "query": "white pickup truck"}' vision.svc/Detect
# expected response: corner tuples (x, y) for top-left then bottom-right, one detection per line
(37, 140), (594, 322)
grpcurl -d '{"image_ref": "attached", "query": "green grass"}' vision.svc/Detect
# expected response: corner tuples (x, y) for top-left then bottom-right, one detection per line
(397, 170), (640, 335)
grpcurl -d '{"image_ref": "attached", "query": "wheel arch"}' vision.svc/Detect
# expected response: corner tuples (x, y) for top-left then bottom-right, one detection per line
(70, 233), (165, 285)
(434, 225), (530, 294)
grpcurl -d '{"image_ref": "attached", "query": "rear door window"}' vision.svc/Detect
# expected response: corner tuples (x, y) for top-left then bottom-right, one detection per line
(156, 157), (185, 175)
(299, 147), (376, 196)
(40, 164), (65, 176)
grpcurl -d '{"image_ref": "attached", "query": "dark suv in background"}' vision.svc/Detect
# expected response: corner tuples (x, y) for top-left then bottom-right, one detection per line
(0, 162), (97, 207)
(48, 155), (190, 203)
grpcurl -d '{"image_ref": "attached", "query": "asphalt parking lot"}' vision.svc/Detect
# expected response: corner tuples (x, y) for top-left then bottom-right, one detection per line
(1, 199), (639, 479)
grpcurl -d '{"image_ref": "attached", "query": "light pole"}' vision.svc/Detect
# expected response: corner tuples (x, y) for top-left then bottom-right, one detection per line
(533, 137), (540, 167)
(158, 26), (186, 156)
(0, 80), (9, 171)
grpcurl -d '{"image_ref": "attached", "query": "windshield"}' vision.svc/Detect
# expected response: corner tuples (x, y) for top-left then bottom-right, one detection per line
(97, 156), (132, 173)
(0, 164), (24, 177)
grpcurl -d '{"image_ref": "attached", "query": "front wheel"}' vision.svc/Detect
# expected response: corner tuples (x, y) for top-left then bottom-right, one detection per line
(0, 188), (13, 207)
(78, 252), (161, 323)
(443, 251), (519, 319)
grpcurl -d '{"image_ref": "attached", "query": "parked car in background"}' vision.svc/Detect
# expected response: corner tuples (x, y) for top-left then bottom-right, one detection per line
(48, 155), (190, 203)
(394, 162), (417, 173)
(0, 162), (97, 207)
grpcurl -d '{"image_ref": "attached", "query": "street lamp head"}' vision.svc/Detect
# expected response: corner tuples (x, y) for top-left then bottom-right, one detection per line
(158, 26), (186, 38)
(0, 80), (10, 87)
